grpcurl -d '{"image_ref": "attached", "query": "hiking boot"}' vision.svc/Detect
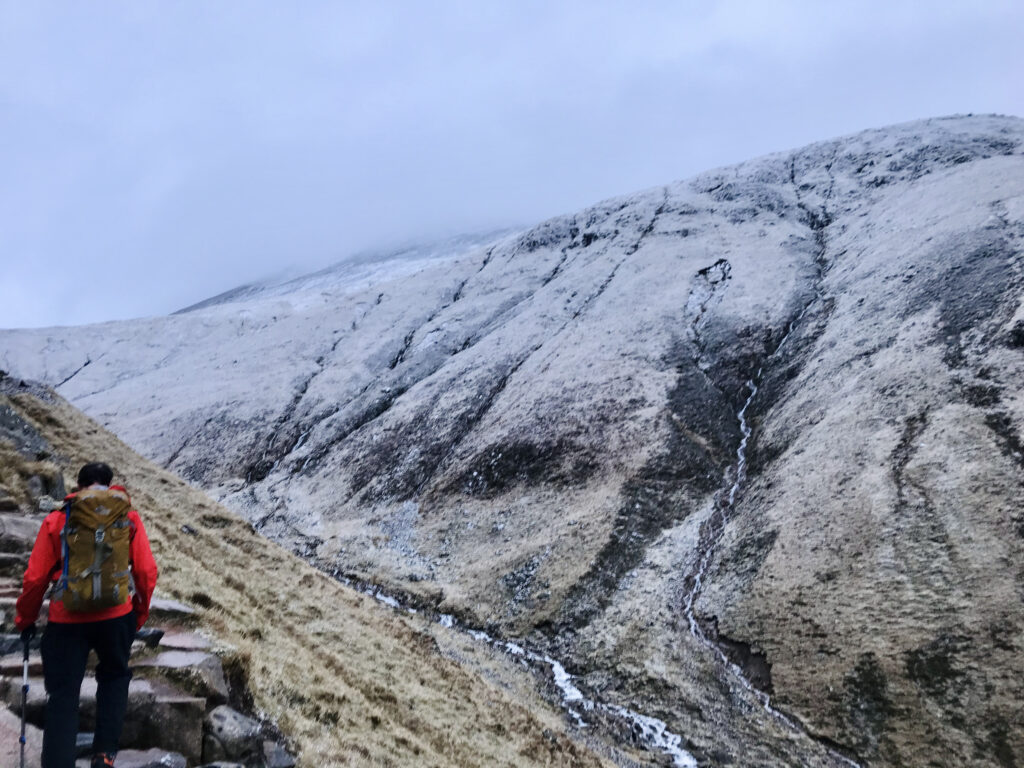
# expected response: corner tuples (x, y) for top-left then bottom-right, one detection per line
(91, 754), (116, 768)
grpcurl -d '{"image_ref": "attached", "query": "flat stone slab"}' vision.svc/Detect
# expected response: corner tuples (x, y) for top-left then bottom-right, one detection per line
(137, 650), (214, 669)
(159, 630), (211, 650)
(149, 597), (195, 617)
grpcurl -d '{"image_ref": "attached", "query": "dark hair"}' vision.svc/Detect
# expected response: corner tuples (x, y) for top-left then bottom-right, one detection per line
(77, 462), (114, 488)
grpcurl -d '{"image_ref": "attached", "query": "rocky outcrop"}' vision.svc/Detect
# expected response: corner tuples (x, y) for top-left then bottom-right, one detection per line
(2, 114), (1023, 766)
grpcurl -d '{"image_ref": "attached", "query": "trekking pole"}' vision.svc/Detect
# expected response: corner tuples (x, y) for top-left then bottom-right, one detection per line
(20, 631), (30, 768)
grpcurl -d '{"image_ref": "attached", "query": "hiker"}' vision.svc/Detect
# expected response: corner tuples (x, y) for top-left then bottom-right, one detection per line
(14, 462), (159, 768)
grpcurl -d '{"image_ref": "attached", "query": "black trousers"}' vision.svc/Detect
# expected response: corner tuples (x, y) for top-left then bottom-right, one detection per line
(40, 612), (135, 768)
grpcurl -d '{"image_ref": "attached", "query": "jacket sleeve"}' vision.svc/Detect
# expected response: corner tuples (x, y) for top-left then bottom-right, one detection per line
(15, 513), (62, 632)
(129, 510), (159, 629)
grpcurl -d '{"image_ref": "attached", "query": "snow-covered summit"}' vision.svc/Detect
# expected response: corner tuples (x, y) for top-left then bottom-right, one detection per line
(173, 229), (514, 315)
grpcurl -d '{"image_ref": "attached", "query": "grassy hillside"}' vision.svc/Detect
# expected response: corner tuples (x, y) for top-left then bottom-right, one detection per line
(3, 384), (613, 768)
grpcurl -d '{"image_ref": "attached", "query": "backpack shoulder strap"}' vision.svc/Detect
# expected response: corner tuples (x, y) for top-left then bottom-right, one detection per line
(55, 500), (72, 596)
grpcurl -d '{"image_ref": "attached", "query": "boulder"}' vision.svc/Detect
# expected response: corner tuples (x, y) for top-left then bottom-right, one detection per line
(203, 705), (263, 765)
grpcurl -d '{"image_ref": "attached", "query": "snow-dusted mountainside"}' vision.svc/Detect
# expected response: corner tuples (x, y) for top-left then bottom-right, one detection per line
(3, 115), (1024, 767)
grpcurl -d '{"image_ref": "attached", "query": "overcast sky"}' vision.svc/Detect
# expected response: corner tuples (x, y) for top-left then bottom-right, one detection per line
(2, 1), (1022, 329)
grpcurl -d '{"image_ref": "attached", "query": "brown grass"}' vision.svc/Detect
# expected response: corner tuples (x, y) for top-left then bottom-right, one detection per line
(5, 390), (612, 768)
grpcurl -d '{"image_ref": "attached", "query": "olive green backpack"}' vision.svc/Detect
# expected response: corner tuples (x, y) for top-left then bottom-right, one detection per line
(55, 487), (133, 612)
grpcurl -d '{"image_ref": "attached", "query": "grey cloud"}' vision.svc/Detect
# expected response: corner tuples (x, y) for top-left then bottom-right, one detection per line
(1, 0), (1021, 327)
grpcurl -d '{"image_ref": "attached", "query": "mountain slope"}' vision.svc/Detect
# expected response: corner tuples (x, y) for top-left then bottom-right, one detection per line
(0, 376), (612, 768)
(3, 114), (1023, 767)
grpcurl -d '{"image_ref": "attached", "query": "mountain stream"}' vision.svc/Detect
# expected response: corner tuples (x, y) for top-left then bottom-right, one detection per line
(682, 312), (862, 768)
(334, 573), (699, 767)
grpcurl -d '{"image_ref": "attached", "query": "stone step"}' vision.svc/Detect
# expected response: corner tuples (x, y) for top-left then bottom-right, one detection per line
(0, 674), (205, 764)
(0, 595), (48, 609)
(0, 597), (47, 633)
(0, 513), (42, 552)
(148, 597), (196, 620)
(75, 748), (186, 768)
(0, 632), (41, 656)
(0, 595), (49, 619)
(134, 650), (229, 705)
(159, 630), (211, 651)
(0, 552), (29, 578)
(0, 650), (43, 675)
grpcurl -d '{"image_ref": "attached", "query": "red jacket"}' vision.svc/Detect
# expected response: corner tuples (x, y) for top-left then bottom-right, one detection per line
(15, 486), (159, 631)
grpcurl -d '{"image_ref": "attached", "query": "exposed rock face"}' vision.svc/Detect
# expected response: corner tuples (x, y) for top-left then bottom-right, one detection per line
(2, 114), (1023, 766)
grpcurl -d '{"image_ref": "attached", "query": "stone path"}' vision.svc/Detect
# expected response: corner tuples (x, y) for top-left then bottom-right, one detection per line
(0, 575), (294, 768)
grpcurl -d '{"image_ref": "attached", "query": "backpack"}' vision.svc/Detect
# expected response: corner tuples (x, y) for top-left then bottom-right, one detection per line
(56, 487), (133, 612)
